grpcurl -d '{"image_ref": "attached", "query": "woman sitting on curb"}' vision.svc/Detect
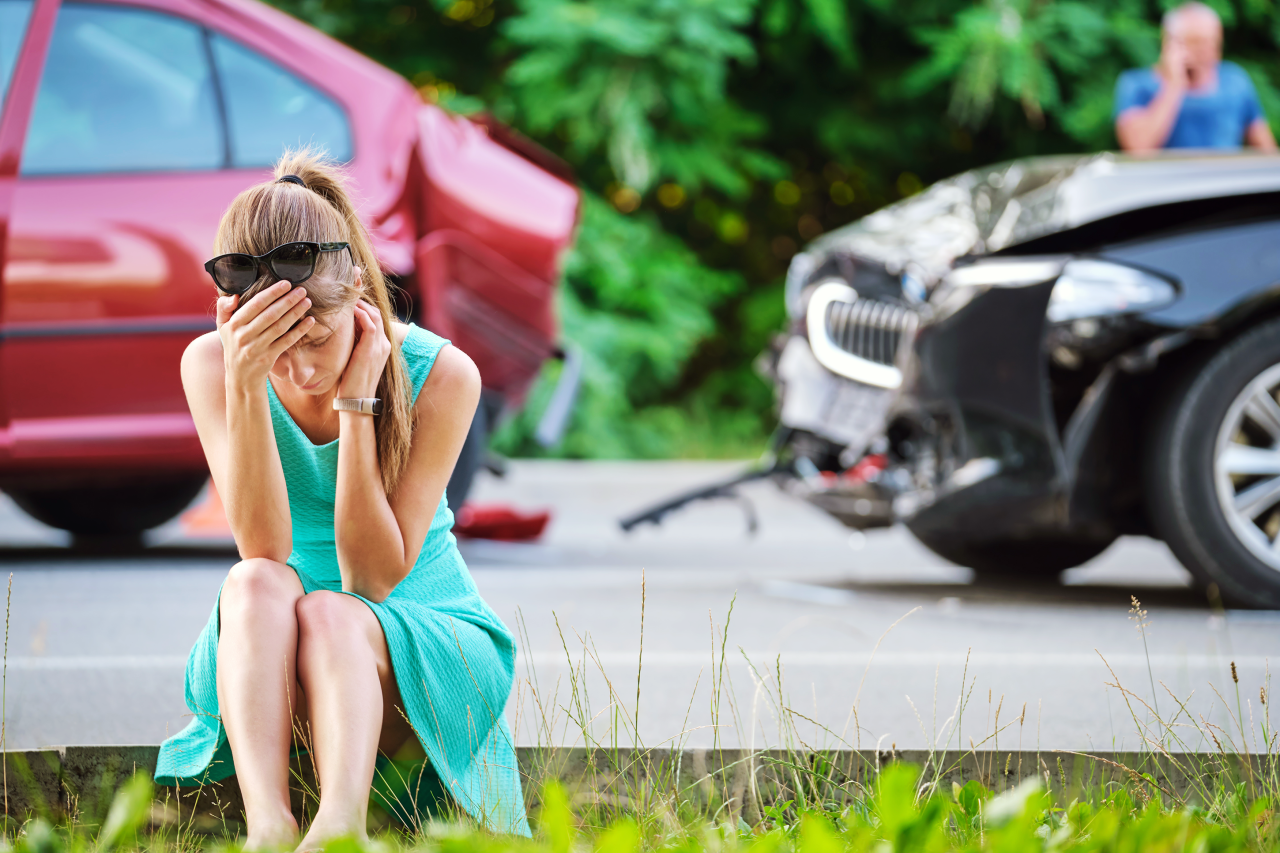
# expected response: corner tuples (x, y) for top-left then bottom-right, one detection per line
(154, 150), (529, 849)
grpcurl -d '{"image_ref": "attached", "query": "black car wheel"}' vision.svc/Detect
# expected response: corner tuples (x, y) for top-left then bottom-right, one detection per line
(907, 528), (1115, 578)
(1148, 317), (1280, 608)
(5, 473), (208, 539)
(446, 402), (488, 511)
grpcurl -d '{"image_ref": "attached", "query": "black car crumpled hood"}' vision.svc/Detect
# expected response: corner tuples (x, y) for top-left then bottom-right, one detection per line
(801, 151), (1280, 289)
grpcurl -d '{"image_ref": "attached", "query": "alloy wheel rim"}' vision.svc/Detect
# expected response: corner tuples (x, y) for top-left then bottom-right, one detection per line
(1214, 361), (1280, 572)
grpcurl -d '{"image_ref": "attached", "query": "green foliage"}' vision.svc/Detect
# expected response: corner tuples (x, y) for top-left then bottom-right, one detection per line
(265, 0), (1280, 458)
(594, 818), (640, 853)
(492, 194), (775, 459)
(951, 780), (990, 828)
(907, 0), (1118, 130)
(6, 760), (1280, 853)
(538, 782), (573, 853)
(501, 0), (782, 197)
(873, 763), (922, 843)
(98, 773), (154, 851)
(7, 758), (1280, 845)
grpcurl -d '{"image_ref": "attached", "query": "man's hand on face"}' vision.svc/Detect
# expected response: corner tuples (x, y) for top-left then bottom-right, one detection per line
(1159, 37), (1191, 90)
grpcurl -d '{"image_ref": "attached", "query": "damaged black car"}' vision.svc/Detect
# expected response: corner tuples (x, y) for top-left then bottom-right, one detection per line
(627, 152), (1280, 609)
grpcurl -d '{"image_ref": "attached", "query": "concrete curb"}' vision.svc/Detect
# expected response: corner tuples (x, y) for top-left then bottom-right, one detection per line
(2, 745), (1266, 826)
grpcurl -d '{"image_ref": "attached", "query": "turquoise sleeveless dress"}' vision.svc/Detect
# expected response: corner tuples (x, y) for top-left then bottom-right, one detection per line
(155, 325), (530, 837)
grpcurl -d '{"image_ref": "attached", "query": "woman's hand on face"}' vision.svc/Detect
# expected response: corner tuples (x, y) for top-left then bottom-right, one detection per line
(215, 281), (315, 394)
(336, 301), (392, 400)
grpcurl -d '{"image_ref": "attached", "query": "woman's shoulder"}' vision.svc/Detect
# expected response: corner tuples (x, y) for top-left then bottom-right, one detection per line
(395, 322), (449, 357)
(413, 345), (480, 421)
(425, 343), (479, 390)
(181, 331), (226, 387)
(396, 323), (447, 386)
(396, 324), (478, 412)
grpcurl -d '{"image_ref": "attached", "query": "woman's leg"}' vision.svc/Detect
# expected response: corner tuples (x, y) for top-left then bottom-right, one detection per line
(294, 591), (413, 849)
(217, 558), (307, 849)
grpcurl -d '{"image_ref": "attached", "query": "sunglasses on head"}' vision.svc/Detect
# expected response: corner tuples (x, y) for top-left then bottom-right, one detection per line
(204, 241), (352, 295)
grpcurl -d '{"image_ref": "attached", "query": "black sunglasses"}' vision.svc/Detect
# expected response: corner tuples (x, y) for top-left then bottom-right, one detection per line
(204, 241), (352, 295)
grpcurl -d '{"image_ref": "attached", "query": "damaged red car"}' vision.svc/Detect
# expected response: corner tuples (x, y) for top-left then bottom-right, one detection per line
(0, 0), (579, 539)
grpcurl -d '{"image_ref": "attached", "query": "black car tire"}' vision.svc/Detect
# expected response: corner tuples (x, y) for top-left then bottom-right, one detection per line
(446, 402), (488, 511)
(5, 473), (208, 538)
(908, 529), (1116, 578)
(1147, 318), (1280, 608)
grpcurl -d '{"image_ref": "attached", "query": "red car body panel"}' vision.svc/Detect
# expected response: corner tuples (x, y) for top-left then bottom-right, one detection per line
(415, 108), (578, 406)
(419, 230), (557, 408)
(417, 107), (578, 285)
(0, 0), (578, 483)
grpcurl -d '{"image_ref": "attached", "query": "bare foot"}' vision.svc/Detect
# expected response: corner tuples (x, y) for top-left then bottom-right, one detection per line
(244, 813), (299, 851)
(295, 824), (365, 853)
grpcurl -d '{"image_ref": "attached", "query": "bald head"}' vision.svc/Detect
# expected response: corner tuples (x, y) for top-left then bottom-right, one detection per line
(1163, 2), (1222, 36)
(1162, 2), (1223, 84)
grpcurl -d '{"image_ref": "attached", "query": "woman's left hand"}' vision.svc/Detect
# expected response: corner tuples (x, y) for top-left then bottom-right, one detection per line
(336, 301), (392, 399)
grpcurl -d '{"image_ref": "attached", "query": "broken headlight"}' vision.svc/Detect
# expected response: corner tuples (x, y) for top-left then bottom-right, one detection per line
(1046, 259), (1178, 323)
(936, 256), (1179, 369)
(1045, 260), (1178, 369)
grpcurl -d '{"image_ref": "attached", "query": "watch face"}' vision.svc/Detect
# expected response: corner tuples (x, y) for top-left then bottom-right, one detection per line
(331, 398), (381, 414)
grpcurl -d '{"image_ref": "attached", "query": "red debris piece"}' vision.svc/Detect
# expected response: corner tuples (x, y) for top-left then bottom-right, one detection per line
(844, 453), (888, 484)
(453, 503), (551, 542)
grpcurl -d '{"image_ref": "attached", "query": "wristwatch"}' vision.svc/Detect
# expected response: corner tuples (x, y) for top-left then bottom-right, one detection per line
(332, 397), (383, 415)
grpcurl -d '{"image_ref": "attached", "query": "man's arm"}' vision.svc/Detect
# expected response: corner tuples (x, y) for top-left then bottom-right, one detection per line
(1239, 69), (1276, 151)
(1246, 118), (1277, 150)
(1116, 78), (1187, 152)
(1116, 40), (1190, 152)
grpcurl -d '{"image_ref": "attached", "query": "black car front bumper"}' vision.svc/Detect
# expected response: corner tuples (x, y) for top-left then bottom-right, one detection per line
(886, 272), (1175, 545)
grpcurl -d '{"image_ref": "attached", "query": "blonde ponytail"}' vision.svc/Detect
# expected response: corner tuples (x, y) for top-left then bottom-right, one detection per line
(214, 148), (415, 495)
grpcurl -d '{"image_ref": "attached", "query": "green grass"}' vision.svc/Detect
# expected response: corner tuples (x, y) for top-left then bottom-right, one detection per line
(3, 589), (1279, 852)
(4, 757), (1278, 853)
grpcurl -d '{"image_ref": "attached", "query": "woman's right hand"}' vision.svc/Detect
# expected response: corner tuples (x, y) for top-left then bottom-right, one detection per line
(215, 281), (315, 393)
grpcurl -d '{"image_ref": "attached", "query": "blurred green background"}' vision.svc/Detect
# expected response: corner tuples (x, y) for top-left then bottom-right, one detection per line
(269, 0), (1280, 459)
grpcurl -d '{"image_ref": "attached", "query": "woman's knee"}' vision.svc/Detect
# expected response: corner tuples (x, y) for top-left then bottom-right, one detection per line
(295, 591), (367, 645)
(221, 558), (301, 617)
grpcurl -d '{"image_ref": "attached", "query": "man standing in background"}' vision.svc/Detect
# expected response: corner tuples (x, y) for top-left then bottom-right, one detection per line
(1114, 2), (1275, 152)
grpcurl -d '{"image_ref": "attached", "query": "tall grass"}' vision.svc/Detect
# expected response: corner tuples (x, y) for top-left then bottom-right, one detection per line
(495, 591), (1279, 846)
(2, 590), (1278, 852)
(4, 573), (11, 823)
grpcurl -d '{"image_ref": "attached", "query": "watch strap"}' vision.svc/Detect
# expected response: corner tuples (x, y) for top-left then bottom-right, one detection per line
(332, 397), (383, 415)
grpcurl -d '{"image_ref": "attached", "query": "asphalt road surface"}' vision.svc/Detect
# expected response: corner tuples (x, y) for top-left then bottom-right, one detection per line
(4, 461), (1278, 755)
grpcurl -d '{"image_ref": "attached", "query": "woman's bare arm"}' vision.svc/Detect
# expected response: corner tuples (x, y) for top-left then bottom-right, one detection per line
(334, 310), (479, 602)
(183, 282), (315, 562)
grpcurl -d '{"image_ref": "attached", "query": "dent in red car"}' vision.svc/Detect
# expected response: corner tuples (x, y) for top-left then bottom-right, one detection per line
(418, 230), (556, 407)
(415, 107), (578, 405)
(417, 107), (578, 285)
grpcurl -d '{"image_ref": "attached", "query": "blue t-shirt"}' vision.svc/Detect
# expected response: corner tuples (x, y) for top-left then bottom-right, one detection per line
(1114, 61), (1264, 149)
